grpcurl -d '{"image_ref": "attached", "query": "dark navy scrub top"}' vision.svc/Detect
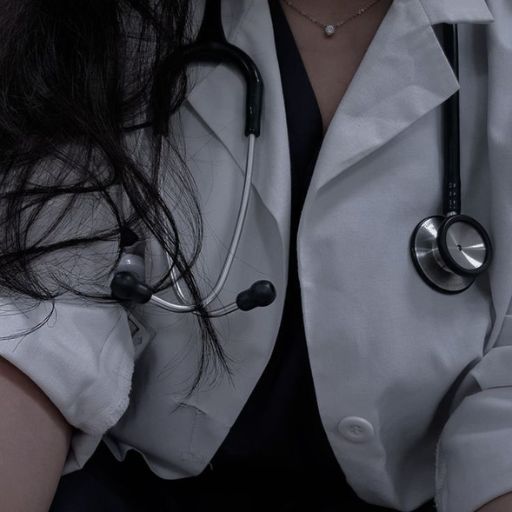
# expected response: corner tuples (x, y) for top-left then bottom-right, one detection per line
(210, 0), (343, 481)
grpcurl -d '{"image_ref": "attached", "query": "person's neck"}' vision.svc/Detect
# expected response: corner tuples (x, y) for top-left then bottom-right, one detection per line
(286, 0), (382, 19)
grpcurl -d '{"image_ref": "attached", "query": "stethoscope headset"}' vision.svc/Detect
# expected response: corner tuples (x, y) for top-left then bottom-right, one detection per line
(111, 0), (277, 317)
(111, 5), (493, 316)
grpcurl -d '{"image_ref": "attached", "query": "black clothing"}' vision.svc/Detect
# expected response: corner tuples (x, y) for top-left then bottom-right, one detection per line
(50, 442), (436, 512)
(209, 0), (342, 484)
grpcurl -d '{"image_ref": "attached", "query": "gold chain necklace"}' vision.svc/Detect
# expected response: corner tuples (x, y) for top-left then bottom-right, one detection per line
(282, 0), (384, 37)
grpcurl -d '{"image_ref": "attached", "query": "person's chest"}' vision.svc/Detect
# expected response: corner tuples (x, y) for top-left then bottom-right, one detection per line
(280, 0), (394, 132)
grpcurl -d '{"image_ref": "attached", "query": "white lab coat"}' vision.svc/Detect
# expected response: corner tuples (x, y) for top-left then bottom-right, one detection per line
(1, 1), (511, 511)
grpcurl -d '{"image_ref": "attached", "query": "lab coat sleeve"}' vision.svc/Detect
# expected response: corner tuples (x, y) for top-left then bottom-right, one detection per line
(435, 348), (512, 512)
(435, 2), (512, 510)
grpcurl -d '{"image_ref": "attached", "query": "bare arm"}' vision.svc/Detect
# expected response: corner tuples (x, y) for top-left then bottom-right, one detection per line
(0, 357), (72, 512)
(478, 494), (512, 512)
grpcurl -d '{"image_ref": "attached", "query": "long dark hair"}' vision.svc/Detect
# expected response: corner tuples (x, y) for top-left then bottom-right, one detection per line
(0, 0), (228, 382)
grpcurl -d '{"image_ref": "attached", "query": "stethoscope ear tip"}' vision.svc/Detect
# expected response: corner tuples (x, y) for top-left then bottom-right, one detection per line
(111, 272), (153, 304)
(236, 280), (277, 311)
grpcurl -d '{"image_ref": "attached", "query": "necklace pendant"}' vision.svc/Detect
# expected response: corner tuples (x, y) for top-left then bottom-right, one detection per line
(324, 24), (336, 37)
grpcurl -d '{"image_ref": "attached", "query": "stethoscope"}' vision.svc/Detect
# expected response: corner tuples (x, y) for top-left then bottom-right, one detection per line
(410, 24), (492, 294)
(111, 6), (493, 316)
(111, 0), (277, 317)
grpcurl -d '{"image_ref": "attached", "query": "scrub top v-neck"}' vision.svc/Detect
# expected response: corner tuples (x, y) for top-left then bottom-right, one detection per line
(208, 0), (356, 501)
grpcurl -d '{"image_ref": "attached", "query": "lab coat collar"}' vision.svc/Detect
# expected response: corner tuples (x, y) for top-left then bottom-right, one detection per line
(418, 0), (494, 25)
(184, 0), (494, 226)
(311, 0), (493, 192)
(185, 0), (291, 237)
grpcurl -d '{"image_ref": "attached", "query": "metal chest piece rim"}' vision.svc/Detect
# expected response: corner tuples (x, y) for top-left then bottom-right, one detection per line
(410, 214), (492, 294)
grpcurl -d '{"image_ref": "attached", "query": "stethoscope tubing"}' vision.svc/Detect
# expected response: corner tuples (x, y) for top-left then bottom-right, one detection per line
(442, 23), (461, 216)
(157, 134), (256, 314)
(110, 1), (277, 314)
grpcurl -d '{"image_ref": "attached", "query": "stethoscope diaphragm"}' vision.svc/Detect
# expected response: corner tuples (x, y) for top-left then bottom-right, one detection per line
(410, 214), (492, 294)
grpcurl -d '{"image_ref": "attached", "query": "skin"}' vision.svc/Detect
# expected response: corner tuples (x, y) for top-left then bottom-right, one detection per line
(280, 0), (393, 132)
(281, 1), (512, 510)
(0, 357), (72, 512)
(478, 495), (512, 512)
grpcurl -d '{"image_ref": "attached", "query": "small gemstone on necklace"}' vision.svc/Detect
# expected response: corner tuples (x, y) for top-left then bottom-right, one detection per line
(324, 24), (336, 36)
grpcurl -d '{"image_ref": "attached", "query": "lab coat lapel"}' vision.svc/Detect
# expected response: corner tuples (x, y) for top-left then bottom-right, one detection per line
(312, 0), (493, 192)
(419, 0), (495, 25)
(185, 0), (291, 236)
(485, 4), (512, 343)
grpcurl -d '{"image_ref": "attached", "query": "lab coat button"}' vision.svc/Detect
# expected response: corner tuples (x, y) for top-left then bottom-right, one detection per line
(338, 417), (375, 443)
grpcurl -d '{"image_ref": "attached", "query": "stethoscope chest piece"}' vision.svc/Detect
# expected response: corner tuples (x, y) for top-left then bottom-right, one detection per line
(409, 24), (493, 294)
(410, 214), (492, 294)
